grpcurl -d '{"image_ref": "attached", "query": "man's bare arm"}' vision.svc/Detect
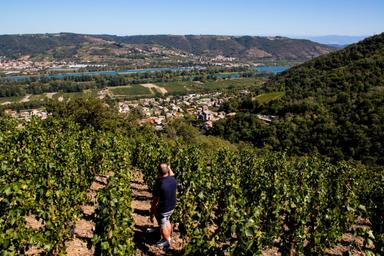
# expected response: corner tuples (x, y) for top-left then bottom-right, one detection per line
(168, 167), (175, 176)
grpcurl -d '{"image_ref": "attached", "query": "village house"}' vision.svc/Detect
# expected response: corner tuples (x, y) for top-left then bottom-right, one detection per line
(118, 102), (130, 113)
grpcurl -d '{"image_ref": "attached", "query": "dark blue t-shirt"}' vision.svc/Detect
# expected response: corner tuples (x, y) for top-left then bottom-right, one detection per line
(153, 176), (177, 213)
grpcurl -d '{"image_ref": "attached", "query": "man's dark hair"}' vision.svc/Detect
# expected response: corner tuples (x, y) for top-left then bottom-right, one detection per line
(158, 163), (170, 175)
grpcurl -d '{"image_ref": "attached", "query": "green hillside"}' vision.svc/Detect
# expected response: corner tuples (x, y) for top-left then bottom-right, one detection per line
(211, 33), (384, 165)
(267, 32), (384, 101)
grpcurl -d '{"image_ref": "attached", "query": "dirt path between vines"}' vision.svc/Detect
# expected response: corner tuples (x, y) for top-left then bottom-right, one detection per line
(132, 171), (184, 256)
(64, 172), (113, 256)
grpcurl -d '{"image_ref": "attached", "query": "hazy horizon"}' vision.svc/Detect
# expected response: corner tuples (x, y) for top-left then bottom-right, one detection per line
(0, 31), (371, 37)
(0, 31), (371, 45)
(1, 0), (383, 37)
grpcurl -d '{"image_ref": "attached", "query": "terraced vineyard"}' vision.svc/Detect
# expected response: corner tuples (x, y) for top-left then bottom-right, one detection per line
(0, 117), (382, 255)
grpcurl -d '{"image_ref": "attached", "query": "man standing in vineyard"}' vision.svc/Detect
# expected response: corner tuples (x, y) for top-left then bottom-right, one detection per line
(150, 163), (177, 248)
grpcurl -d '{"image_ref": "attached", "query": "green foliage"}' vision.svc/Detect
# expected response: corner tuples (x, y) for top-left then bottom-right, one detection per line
(164, 119), (201, 143)
(46, 97), (119, 131)
(0, 116), (18, 131)
(159, 78), (264, 95)
(0, 118), (97, 254)
(0, 117), (136, 254)
(191, 134), (238, 154)
(110, 85), (153, 96)
(94, 172), (135, 255)
(93, 133), (135, 255)
(354, 166), (384, 254)
(253, 91), (284, 104)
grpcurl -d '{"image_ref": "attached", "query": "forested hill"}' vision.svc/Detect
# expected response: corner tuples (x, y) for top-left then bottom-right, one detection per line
(267, 32), (384, 100)
(101, 34), (334, 60)
(0, 33), (334, 61)
(211, 33), (384, 165)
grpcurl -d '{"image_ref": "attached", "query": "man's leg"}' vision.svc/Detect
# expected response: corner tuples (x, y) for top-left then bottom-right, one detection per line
(161, 221), (172, 241)
(156, 211), (174, 248)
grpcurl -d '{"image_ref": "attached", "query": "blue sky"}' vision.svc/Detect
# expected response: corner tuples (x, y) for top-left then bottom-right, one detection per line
(1, 0), (383, 36)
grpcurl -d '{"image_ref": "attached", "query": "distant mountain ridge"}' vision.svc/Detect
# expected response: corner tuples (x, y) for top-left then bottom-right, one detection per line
(297, 35), (368, 45)
(0, 33), (335, 62)
(99, 34), (335, 61)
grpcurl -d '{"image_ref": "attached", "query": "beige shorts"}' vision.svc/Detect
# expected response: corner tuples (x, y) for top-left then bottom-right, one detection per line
(155, 210), (174, 229)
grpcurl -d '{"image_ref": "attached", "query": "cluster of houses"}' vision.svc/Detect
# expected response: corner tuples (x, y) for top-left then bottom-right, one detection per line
(0, 57), (105, 75)
(118, 93), (237, 130)
(4, 109), (49, 120)
(148, 47), (193, 59)
(194, 55), (243, 67)
(0, 58), (65, 74)
(119, 46), (242, 67)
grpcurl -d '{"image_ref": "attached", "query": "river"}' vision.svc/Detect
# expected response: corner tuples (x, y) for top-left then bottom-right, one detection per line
(3, 66), (288, 81)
